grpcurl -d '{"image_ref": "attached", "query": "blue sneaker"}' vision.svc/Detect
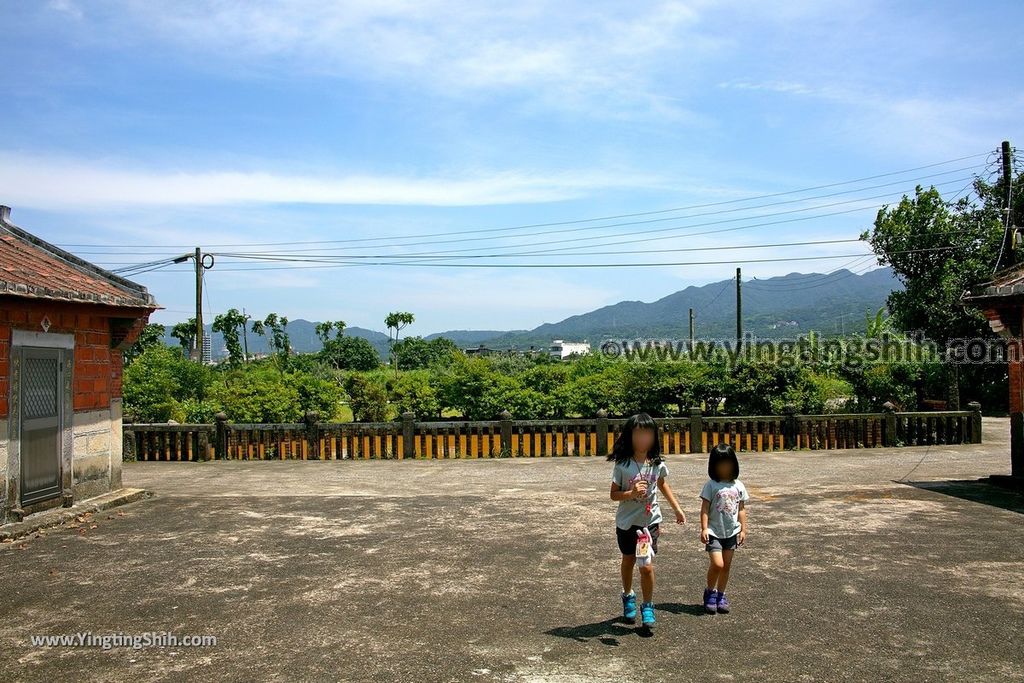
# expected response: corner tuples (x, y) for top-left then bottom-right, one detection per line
(703, 588), (718, 614)
(640, 601), (656, 627)
(716, 591), (730, 614)
(621, 591), (638, 622)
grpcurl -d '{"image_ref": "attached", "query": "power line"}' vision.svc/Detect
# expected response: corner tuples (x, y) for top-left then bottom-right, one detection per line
(121, 165), (989, 258)
(56, 151), (993, 251)
(119, 245), (958, 272)
(194, 175), (975, 268)
(211, 175), (980, 258)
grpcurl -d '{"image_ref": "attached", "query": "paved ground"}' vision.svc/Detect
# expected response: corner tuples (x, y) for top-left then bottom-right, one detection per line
(2, 417), (1023, 682)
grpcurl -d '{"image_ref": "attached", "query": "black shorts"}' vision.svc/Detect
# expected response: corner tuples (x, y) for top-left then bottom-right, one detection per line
(616, 523), (660, 556)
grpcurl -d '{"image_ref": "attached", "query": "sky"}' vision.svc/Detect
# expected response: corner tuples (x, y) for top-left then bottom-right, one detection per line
(2, 0), (1022, 334)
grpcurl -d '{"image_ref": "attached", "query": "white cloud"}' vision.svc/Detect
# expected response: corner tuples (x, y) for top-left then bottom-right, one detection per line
(0, 153), (663, 209)
(62, 0), (723, 120)
(717, 78), (1017, 159)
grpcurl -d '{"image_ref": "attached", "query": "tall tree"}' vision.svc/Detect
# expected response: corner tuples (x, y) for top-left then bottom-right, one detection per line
(861, 184), (1001, 345)
(212, 308), (249, 367)
(315, 320), (347, 343)
(385, 311), (415, 374)
(170, 318), (197, 353)
(862, 157), (1024, 409)
(251, 313), (291, 372)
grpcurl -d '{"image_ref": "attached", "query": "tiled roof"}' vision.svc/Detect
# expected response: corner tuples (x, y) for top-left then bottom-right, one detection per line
(962, 262), (1024, 302)
(0, 206), (157, 309)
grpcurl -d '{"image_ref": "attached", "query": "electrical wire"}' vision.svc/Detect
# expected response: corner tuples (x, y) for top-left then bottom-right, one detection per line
(210, 175), (980, 258)
(56, 151), (993, 251)
(115, 245), (957, 273)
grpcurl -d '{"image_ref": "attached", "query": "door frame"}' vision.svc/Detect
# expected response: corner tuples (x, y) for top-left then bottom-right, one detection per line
(8, 330), (74, 512)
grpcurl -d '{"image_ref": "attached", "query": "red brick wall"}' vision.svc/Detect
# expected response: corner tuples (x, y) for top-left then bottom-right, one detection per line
(0, 299), (151, 418)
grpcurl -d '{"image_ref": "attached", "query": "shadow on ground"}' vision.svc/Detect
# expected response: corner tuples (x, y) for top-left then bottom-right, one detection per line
(546, 603), (707, 644)
(899, 478), (1024, 514)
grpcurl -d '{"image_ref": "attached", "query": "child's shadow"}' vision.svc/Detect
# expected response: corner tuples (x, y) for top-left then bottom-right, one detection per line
(546, 604), (706, 645)
(545, 617), (649, 645)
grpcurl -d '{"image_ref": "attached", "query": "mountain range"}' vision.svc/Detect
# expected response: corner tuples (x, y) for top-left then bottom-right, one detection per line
(163, 267), (901, 359)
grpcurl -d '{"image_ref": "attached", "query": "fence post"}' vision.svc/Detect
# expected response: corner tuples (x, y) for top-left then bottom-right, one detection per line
(596, 409), (609, 457)
(214, 412), (229, 460)
(122, 428), (136, 461)
(304, 411), (321, 459)
(500, 409), (513, 456)
(402, 411), (415, 459)
(689, 406), (703, 453)
(967, 401), (982, 444)
(783, 404), (798, 449)
(198, 427), (211, 462)
(882, 401), (897, 447)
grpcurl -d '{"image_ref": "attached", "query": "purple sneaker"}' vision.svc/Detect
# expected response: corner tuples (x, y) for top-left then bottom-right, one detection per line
(703, 588), (718, 614)
(716, 591), (730, 614)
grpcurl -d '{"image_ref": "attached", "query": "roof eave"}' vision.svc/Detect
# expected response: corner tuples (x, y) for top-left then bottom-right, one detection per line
(0, 205), (158, 309)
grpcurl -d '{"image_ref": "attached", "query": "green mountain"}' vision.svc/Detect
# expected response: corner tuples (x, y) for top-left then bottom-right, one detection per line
(163, 267), (901, 359)
(474, 267), (901, 349)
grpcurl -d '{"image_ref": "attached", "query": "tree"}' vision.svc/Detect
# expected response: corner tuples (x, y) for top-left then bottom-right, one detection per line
(863, 307), (893, 339)
(390, 370), (441, 419)
(320, 335), (381, 371)
(124, 323), (165, 366)
(212, 365), (301, 423)
(861, 185), (1000, 346)
(863, 162), (1024, 410)
(123, 344), (214, 421)
(315, 320), (347, 343)
(384, 311), (415, 374)
(344, 373), (389, 422)
(212, 308), (249, 366)
(392, 335), (460, 370)
(170, 318), (197, 353)
(251, 313), (290, 372)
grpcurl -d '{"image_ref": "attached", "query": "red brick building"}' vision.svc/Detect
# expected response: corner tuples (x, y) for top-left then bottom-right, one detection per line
(1, 206), (158, 523)
(962, 264), (1024, 486)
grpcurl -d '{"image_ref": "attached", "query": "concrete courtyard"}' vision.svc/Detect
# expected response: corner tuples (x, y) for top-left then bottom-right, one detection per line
(2, 417), (1023, 682)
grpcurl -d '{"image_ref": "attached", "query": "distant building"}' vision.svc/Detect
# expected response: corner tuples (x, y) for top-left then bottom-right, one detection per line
(550, 339), (590, 360)
(465, 343), (496, 357)
(201, 334), (212, 364)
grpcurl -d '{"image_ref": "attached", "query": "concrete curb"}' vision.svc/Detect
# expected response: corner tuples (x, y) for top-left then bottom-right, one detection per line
(0, 487), (152, 542)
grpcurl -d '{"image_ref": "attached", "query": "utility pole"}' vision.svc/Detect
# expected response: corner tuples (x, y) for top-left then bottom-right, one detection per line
(735, 267), (742, 355)
(171, 249), (214, 363)
(242, 308), (251, 362)
(997, 140), (1015, 271)
(194, 247), (203, 362)
(689, 307), (694, 348)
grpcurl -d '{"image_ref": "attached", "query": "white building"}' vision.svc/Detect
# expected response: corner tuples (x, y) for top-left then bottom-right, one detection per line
(201, 334), (213, 364)
(549, 339), (590, 360)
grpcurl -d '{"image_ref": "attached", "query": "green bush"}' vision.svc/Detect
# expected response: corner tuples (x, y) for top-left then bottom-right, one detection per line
(344, 372), (389, 422)
(320, 336), (381, 371)
(390, 369), (440, 419)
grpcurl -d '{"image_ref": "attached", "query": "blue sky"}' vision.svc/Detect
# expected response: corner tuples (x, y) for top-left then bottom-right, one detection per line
(2, 1), (1021, 334)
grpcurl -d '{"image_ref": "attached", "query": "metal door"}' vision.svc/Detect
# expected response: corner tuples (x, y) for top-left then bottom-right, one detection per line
(20, 347), (63, 505)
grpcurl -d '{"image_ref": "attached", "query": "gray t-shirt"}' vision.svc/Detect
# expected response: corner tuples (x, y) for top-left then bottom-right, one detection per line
(612, 458), (669, 529)
(700, 478), (749, 539)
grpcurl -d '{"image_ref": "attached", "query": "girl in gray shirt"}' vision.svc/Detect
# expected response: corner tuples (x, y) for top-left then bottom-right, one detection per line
(608, 413), (686, 629)
(699, 443), (749, 614)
